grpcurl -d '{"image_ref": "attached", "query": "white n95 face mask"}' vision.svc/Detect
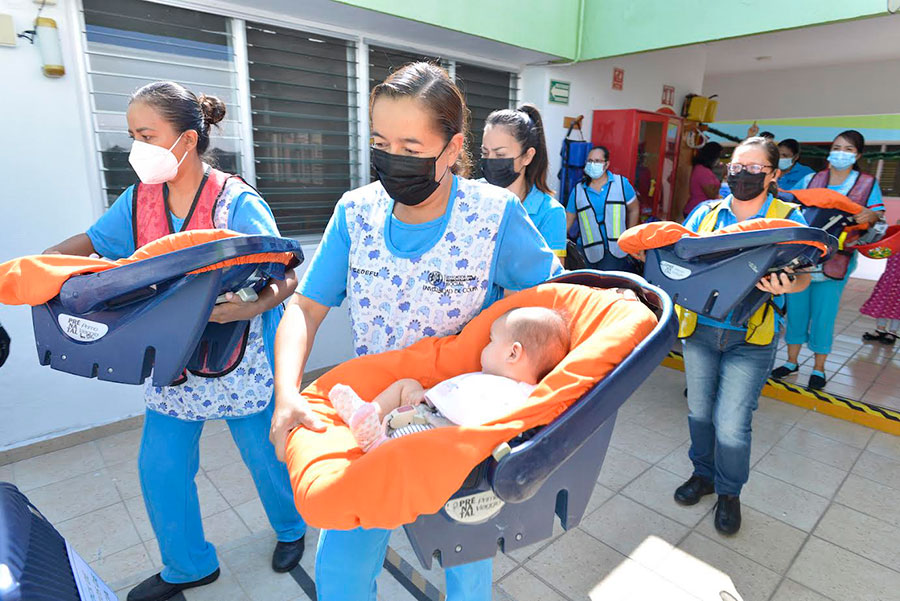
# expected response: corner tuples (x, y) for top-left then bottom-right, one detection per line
(128, 132), (187, 184)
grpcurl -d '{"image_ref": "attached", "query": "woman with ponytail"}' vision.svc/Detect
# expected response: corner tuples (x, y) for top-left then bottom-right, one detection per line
(45, 81), (307, 601)
(481, 103), (566, 259)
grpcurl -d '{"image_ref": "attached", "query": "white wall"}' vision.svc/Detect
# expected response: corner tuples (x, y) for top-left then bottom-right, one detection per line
(0, 1), (351, 450)
(703, 58), (900, 121)
(521, 45), (709, 193)
(0, 0), (141, 451)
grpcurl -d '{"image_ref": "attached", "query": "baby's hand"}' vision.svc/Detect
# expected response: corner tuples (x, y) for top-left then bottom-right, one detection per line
(401, 386), (426, 407)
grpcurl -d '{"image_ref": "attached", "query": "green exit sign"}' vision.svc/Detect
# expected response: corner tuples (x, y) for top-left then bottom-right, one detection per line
(549, 80), (570, 105)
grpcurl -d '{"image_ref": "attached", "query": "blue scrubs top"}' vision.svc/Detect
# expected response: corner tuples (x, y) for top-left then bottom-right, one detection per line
(299, 175), (563, 311)
(521, 185), (566, 257)
(86, 184), (285, 363)
(683, 194), (809, 332)
(778, 163), (815, 191)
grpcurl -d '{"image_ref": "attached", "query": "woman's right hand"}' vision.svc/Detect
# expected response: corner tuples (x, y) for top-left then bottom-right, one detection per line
(270, 294), (331, 461)
(270, 388), (326, 461)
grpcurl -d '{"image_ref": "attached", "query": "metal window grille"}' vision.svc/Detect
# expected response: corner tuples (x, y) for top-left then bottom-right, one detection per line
(246, 23), (359, 236)
(367, 46), (518, 180)
(453, 62), (519, 179)
(80, 0), (243, 207)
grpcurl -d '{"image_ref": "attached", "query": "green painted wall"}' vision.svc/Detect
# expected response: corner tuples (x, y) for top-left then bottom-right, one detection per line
(332, 0), (581, 59)
(580, 0), (886, 60)
(335, 0), (888, 61)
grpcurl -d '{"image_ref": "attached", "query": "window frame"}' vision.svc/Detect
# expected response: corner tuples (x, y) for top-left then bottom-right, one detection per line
(71, 0), (522, 239)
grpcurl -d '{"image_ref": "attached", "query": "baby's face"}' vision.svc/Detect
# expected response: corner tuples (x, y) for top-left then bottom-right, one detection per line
(480, 316), (516, 378)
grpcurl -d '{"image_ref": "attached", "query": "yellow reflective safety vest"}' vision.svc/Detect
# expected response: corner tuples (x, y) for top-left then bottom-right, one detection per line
(676, 197), (799, 345)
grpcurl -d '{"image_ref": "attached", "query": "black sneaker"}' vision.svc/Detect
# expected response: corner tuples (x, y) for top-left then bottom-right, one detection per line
(808, 373), (826, 390)
(674, 475), (715, 506)
(714, 495), (742, 535)
(771, 364), (798, 379)
(127, 569), (220, 601)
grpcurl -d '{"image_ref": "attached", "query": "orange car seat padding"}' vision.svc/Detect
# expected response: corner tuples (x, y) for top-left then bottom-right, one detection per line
(788, 188), (863, 215)
(0, 230), (297, 306)
(618, 218), (827, 257)
(285, 283), (658, 530)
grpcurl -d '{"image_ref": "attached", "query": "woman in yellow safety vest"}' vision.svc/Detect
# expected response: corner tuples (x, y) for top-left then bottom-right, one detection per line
(672, 136), (810, 535)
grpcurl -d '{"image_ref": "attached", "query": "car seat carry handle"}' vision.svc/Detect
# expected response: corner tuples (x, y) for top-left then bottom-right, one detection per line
(491, 271), (678, 504)
(59, 236), (302, 315)
(673, 227), (832, 261)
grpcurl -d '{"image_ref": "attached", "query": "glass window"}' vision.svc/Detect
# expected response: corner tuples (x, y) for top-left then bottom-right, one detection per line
(454, 62), (519, 179)
(246, 23), (358, 236)
(81, 0), (242, 207)
(368, 47), (518, 181)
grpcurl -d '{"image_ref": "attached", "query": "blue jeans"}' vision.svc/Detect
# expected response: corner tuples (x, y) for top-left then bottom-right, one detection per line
(139, 402), (306, 583)
(682, 324), (777, 496)
(315, 527), (492, 601)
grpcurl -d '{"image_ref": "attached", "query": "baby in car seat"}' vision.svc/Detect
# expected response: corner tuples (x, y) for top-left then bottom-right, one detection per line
(329, 306), (571, 452)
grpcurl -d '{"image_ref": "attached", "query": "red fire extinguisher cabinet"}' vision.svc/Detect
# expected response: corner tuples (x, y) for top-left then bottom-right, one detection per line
(591, 109), (683, 221)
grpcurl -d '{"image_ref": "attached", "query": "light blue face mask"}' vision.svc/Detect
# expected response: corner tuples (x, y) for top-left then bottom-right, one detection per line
(827, 150), (856, 170)
(778, 157), (794, 170)
(584, 161), (607, 180)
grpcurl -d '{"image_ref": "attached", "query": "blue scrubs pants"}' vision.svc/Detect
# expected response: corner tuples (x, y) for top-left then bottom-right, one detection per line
(138, 401), (306, 583)
(315, 527), (493, 601)
(784, 276), (849, 355)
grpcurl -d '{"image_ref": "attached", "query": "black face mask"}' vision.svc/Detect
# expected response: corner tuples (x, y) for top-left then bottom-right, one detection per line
(727, 171), (768, 201)
(480, 157), (519, 188)
(371, 142), (450, 207)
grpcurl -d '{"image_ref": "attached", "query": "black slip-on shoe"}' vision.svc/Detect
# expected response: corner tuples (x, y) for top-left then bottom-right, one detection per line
(272, 536), (305, 573)
(127, 569), (220, 601)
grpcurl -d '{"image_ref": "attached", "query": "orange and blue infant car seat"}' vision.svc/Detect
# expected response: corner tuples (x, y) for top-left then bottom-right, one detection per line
(619, 218), (837, 326)
(0, 229), (303, 386)
(285, 271), (676, 568)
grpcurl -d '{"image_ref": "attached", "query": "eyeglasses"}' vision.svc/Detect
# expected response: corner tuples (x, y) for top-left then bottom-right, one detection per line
(726, 163), (773, 175)
(586, 159), (607, 164)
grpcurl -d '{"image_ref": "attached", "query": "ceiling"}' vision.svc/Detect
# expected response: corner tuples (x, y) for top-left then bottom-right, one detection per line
(703, 14), (900, 76)
(208, 0), (562, 67)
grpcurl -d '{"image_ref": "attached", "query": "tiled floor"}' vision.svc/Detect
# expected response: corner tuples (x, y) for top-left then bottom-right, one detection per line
(3, 366), (900, 601)
(773, 278), (900, 411)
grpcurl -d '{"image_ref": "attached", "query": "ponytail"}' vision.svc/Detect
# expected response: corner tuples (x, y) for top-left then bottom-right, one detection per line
(485, 103), (552, 195)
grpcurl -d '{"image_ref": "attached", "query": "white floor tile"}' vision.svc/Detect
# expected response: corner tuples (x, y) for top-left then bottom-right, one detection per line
(741, 471), (830, 532)
(580, 494), (688, 569)
(656, 532), (780, 601)
(754, 446), (848, 498)
(789, 536), (900, 601)
(11, 441), (104, 491)
(621, 466), (715, 528)
(693, 505), (806, 574)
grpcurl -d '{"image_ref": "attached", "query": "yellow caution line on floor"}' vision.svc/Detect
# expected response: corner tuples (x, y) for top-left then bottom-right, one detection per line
(662, 351), (900, 436)
(384, 546), (446, 601)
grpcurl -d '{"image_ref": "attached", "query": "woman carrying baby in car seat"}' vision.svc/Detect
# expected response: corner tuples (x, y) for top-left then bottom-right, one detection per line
(269, 62), (563, 601)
